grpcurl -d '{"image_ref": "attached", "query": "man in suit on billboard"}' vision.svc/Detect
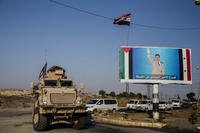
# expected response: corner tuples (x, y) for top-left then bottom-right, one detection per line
(147, 48), (164, 79)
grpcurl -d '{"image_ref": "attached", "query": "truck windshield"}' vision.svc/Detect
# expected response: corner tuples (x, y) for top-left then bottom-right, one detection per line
(44, 80), (57, 87)
(60, 80), (73, 87)
(159, 101), (166, 104)
(139, 101), (147, 104)
(128, 100), (137, 104)
(172, 100), (180, 103)
(87, 100), (98, 104)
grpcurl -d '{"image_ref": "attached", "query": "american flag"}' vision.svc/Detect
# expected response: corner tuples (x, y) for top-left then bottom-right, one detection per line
(38, 63), (47, 80)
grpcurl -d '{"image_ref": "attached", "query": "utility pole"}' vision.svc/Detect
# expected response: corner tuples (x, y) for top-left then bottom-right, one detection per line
(126, 83), (129, 93)
(196, 66), (200, 112)
(147, 85), (151, 99)
(152, 84), (159, 121)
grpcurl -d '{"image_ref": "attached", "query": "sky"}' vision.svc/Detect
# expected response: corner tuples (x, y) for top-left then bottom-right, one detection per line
(0, 0), (200, 98)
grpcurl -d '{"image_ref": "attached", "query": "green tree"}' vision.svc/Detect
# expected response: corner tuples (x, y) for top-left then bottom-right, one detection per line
(129, 92), (136, 98)
(186, 92), (196, 101)
(136, 93), (142, 99)
(118, 92), (129, 97)
(110, 91), (116, 98)
(99, 90), (106, 98)
(143, 95), (147, 99)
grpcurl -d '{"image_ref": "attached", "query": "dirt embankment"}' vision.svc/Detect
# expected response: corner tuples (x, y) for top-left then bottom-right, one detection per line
(0, 89), (33, 108)
(0, 89), (31, 96)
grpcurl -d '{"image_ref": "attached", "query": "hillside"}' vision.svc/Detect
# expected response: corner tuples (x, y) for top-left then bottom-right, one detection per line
(0, 89), (33, 108)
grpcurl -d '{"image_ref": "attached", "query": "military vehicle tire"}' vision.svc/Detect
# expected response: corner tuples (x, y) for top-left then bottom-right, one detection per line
(33, 108), (48, 131)
(73, 116), (90, 130)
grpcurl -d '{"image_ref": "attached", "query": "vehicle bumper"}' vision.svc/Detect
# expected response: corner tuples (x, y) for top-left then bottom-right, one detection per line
(40, 104), (87, 114)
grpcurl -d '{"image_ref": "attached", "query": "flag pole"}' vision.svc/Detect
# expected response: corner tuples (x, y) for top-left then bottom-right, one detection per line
(113, 13), (131, 93)
(126, 24), (131, 46)
(45, 49), (47, 63)
(125, 24), (131, 93)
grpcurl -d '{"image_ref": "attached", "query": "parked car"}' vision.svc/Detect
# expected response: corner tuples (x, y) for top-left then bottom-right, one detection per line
(172, 99), (182, 108)
(86, 99), (118, 113)
(167, 101), (173, 110)
(181, 99), (192, 108)
(181, 102), (191, 108)
(159, 100), (173, 111)
(126, 99), (139, 110)
(135, 100), (152, 111)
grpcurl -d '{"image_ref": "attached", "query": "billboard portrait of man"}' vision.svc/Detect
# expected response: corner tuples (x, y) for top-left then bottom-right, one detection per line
(147, 48), (164, 79)
(119, 46), (192, 84)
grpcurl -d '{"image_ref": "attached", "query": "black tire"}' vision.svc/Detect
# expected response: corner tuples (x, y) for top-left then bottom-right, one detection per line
(112, 108), (116, 113)
(73, 117), (90, 130)
(93, 109), (97, 114)
(33, 107), (48, 131)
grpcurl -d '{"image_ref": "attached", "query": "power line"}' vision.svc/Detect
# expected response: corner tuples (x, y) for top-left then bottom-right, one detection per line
(49, 0), (113, 20)
(133, 23), (200, 31)
(49, 0), (200, 31)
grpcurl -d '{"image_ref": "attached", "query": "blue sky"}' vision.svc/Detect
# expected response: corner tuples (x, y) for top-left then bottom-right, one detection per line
(0, 0), (200, 98)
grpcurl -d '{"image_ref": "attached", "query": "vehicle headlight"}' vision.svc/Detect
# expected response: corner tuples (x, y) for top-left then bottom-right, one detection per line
(42, 97), (48, 105)
(76, 96), (82, 104)
(76, 100), (83, 105)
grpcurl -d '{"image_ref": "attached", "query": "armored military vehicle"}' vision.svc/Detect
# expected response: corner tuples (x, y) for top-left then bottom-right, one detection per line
(30, 66), (90, 131)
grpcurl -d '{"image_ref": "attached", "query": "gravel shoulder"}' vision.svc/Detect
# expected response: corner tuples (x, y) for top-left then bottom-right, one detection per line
(0, 108), (166, 133)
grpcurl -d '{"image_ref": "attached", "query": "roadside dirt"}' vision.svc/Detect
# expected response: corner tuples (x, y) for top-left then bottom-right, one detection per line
(0, 89), (198, 133)
(0, 95), (33, 108)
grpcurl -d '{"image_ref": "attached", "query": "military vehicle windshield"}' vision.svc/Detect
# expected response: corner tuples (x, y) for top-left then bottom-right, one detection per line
(44, 80), (57, 87)
(60, 80), (73, 87)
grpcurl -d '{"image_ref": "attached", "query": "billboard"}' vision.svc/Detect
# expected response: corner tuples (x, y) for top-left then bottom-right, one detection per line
(119, 46), (192, 84)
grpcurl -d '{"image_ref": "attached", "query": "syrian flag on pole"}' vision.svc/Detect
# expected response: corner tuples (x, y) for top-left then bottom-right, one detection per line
(38, 62), (47, 80)
(113, 13), (131, 26)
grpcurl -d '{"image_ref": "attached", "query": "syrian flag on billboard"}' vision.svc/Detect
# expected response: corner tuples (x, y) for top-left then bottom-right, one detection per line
(38, 62), (47, 80)
(179, 49), (192, 81)
(113, 13), (131, 26)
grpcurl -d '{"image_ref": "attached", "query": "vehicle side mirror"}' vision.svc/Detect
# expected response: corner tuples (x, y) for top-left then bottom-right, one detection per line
(97, 102), (102, 105)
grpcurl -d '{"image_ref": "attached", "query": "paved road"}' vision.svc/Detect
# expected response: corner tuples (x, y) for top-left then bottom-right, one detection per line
(0, 108), (166, 133)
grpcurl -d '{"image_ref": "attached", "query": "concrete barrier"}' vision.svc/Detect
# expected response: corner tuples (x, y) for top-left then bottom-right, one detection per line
(93, 116), (166, 128)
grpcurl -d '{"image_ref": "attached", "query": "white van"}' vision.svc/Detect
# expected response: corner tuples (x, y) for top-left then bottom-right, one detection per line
(135, 100), (153, 111)
(86, 99), (118, 113)
(126, 99), (139, 110)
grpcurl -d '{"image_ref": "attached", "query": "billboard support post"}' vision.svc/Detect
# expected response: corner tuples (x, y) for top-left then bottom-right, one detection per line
(152, 84), (159, 121)
(126, 83), (129, 93)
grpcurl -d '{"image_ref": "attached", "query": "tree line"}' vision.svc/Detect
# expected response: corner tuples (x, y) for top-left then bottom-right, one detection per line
(98, 90), (147, 99)
(98, 90), (197, 102)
